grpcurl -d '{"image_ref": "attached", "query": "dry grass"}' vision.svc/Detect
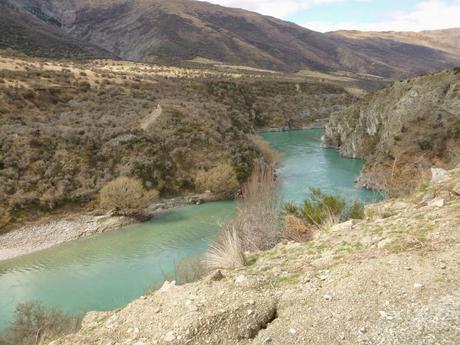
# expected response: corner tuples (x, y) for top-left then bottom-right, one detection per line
(225, 160), (281, 251)
(250, 135), (280, 166)
(203, 228), (246, 270)
(282, 214), (314, 241)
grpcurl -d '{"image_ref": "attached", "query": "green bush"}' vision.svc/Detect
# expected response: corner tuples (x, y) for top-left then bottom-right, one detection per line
(283, 188), (364, 230)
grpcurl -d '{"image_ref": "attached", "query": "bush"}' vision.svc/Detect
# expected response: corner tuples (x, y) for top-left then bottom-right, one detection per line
(99, 176), (159, 213)
(300, 188), (346, 225)
(195, 163), (240, 197)
(222, 160), (281, 251)
(250, 135), (280, 166)
(283, 189), (366, 240)
(348, 200), (365, 219)
(203, 228), (246, 270)
(0, 301), (81, 345)
(0, 206), (11, 231)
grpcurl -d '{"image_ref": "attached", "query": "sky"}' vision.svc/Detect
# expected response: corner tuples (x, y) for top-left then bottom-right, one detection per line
(203, 0), (460, 32)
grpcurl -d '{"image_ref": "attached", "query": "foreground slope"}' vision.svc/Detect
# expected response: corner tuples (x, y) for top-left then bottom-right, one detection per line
(5, 0), (460, 78)
(54, 167), (460, 344)
(324, 68), (460, 195)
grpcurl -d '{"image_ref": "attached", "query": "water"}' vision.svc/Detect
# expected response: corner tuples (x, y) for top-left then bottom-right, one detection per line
(0, 129), (374, 330)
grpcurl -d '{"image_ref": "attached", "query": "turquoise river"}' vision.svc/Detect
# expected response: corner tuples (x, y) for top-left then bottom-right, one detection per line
(0, 129), (379, 331)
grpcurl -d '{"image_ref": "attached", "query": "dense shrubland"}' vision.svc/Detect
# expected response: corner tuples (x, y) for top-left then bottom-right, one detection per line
(0, 56), (352, 228)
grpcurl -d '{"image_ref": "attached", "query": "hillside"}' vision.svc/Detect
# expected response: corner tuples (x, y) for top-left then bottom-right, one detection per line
(4, 0), (460, 78)
(324, 68), (460, 196)
(330, 28), (460, 60)
(53, 167), (460, 345)
(0, 54), (353, 229)
(0, 3), (112, 59)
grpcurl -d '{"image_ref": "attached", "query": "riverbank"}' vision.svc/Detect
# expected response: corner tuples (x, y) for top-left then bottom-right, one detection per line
(54, 167), (460, 345)
(0, 193), (217, 262)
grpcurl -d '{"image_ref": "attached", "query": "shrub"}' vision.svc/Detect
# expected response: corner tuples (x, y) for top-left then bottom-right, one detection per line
(282, 214), (313, 242)
(203, 228), (246, 270)
(195, 163), (240, 197)
(99, 176), (159, 213)
(0, 206), (11, 231)
(348, 200), (365, 219)
(0, 301), (81, 345)
(300, 188), (346, 225)
(250, 135), (280, 166)
(222, 160), (281, 251)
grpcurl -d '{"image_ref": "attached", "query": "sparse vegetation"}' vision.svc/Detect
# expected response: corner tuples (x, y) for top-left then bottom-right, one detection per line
(204, 228), (246, 270)
(0, 302), (81, 345)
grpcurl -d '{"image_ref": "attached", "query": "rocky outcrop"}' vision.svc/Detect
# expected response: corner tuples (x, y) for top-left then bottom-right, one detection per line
(53, 167), (460, 345)
(324, 68), (460, 195)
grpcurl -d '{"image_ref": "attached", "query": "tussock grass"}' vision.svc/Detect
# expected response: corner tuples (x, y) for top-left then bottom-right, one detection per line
(204, 228), (246, 270)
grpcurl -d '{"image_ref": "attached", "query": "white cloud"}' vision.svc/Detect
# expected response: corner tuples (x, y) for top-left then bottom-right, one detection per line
(201, 0), (348, 18)
(303, 0), (460, 32)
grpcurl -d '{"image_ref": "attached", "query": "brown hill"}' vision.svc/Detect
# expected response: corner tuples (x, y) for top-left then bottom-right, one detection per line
(4, 0), (460, 78)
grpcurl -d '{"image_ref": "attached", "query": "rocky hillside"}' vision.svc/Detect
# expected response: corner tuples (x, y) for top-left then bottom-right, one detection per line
(4, 0), (460, 78)
(53, 167), (460, 345)
(0, 54), (353, 228)
(324, 68), (460, 196)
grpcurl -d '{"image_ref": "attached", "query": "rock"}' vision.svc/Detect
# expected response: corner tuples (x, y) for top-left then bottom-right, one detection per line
(209, 270), (224, 281)
(289, 328), (297, 335)
(164, 331), (176, 342)
(323, 294), (333, 301)
(159, 280), (176, 293)
(333, 220), (354, 232)
(414, 283), (424, 289)
(453, 183), (460, 195)
(262, 337), (273, 343)
(428, 199), (445, 207)
(431, 168), (449, 183)
(247, 309), (254, 316)
(235, 275), (247, 284)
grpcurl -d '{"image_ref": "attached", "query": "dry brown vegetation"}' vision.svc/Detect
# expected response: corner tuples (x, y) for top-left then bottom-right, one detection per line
(99, 176), (159, 215)
(0, 54), (352, 228)
(0, 302), (81, 345)
(194, 164), (240, 198)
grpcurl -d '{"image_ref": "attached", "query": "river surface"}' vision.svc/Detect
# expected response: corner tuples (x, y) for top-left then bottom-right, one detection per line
(0, 129), (377, 331)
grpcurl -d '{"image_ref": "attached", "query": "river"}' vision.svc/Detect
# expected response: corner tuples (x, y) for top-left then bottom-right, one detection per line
(0, 129), (377, 331)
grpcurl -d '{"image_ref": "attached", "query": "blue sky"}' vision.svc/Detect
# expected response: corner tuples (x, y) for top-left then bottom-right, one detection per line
(204, 0), (460, 32)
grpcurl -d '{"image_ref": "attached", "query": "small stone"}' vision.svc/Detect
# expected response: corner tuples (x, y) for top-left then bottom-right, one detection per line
(440, 264), (447, 270)
(235, 275), (246, 284)
(134, 328), (140, 334)
(164, 331), (176, 342)
(428, 198), (445, 207)
(247, 309), (254, 316)
(359, 326), (368, 334)
(414, 282), (424, 289)
(323, 294), (333, 301)
(262, 337), (273, 343)
(289, 328), (297, 335)
(210, 270), (224, 281)
(133, 342), (146, 345)
(431, 168), (449, 182)
(248, 299), (255, 305)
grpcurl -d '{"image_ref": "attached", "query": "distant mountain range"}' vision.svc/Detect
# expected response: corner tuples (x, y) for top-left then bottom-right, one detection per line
(2, 0), (460, 78)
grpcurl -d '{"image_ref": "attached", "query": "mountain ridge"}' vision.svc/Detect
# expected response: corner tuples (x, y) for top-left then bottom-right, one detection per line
(4, 0), (460, 78)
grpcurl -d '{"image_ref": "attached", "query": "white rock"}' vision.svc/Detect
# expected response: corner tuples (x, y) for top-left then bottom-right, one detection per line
(323, 294), (333, 301)
(235, 275), (247, 284)
(159, 280), (176, 293)
(289, 328), (297, 335)
(164, 331), (176, 342)
(247, 309), (254, 316)
(428, 198), (444, 207)
(414, 282), (424, 289)
(431, 168), (449, 183)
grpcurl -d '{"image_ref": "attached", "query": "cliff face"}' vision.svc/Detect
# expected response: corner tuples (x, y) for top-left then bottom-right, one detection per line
(324, 69), (460, 195)
(53, 167), (460, 345)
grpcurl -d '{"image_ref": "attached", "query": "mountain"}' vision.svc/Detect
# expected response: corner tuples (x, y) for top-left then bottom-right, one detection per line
(0, 2), (112, 59)
(330, 28), (460, 60)
(4, 0), (460, 78)
(324, 68), (460, 196)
